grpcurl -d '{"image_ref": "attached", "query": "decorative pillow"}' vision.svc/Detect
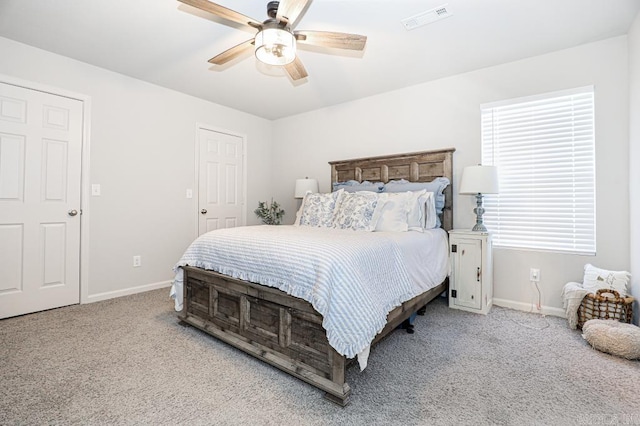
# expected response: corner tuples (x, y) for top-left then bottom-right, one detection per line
(332, 180), (384, 193)
(333, 192), (387, 231)
(375, 192), (412, 232)
(383, 177), (450, 227)
(582, 319), (640, 360)
(296, 189), (344, 228)
(582, 264), (631, 296)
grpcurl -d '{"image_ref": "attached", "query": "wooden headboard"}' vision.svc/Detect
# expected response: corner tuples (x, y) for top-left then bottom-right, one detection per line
(328, 148), (455, 231)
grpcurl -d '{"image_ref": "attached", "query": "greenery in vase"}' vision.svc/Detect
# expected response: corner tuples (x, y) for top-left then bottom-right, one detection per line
(254, 199), (285, 225)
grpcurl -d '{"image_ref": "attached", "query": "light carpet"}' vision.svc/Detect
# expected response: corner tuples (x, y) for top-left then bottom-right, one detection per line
(1, 289), (638, 425)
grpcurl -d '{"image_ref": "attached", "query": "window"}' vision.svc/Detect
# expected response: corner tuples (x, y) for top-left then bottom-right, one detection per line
(481, 86), (596, 255)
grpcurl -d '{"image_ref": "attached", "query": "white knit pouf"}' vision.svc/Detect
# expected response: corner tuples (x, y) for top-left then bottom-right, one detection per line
(582, 319), (640, 360)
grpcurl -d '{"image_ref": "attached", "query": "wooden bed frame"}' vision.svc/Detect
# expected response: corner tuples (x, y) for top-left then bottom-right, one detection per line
(179, 148), (455, 406)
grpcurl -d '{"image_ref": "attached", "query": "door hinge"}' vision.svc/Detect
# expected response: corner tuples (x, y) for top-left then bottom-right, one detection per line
(451, 289), (457, 298)
(451, 244), (457, 253)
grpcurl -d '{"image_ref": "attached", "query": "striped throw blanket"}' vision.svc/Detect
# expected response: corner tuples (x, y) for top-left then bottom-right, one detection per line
(172, 225), (425, 359)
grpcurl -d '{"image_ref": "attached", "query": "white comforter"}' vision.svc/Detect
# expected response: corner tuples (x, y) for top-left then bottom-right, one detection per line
(171, 225), (448, 362)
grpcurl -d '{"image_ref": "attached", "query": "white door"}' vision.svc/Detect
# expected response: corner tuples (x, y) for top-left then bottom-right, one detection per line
(0, 82), (83, 319)
(198, 128), (244, 235)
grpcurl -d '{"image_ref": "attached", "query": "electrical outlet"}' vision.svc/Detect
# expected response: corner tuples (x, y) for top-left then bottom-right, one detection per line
(529, 268), (540, 282)
(133, 255), (142, 267)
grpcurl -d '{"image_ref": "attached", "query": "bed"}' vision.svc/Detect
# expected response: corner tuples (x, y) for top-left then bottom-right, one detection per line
(172, 148), (455, 406)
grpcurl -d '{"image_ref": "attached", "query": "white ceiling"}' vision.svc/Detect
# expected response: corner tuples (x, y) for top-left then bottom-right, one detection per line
(1, 0), (638, 120)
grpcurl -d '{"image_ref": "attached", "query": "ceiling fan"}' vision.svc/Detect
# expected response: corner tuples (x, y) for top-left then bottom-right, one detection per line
(178, 0), (367, 80)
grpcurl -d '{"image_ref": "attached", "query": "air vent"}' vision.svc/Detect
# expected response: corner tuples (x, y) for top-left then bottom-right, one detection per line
(401, 4), (453, 31)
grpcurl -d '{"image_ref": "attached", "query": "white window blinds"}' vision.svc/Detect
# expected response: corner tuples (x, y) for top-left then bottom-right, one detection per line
(481, 86), (596, 255)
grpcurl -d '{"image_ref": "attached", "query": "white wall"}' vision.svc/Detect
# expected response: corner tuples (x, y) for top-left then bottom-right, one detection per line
(1, 32), (633, 314)
(0, 37), (273, 301)
(272, 36), (630, 314)
(629, 12), (640, 325)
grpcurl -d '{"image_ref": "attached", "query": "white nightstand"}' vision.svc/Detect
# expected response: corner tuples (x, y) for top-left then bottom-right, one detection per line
(448, 229), (493, 315)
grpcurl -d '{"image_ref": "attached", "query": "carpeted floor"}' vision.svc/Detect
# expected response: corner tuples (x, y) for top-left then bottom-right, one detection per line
(1, 289), (638, 425)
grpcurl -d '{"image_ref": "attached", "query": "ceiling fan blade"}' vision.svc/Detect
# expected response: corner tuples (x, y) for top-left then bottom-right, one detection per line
(284, 56), (308, 80)
(276, 0), (311, 28)
(295, 30), (367, 50)
(208, 39), (255, 65)
(178, 0), (262, 29)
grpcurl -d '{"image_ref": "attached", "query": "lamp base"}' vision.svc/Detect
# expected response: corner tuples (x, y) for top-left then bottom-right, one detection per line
(471, 193), (488, 233)
(471, 223), (488, 232)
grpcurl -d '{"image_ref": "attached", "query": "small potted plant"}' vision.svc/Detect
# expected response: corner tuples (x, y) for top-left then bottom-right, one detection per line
(254, 199), (285, 225)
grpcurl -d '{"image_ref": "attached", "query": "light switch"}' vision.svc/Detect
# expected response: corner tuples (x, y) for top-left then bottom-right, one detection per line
(91, 184), (101, 196)
(186, 189), (193, 199)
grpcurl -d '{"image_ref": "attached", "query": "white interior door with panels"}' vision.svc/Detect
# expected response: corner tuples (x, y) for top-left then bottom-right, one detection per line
(0, 82), (83, 319)
(198, 127), (245, 236)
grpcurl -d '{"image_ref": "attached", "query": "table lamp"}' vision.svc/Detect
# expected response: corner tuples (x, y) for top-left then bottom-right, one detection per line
(459, 165), (499, 232)
(294, 177), (319, 198)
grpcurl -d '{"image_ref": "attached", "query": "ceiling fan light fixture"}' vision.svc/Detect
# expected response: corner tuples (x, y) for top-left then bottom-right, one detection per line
(255, 27), (296, 66)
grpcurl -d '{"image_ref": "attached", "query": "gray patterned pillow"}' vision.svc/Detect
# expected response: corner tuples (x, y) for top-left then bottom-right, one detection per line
(332, 192), (387, 231)
(296, 190), (345, 228)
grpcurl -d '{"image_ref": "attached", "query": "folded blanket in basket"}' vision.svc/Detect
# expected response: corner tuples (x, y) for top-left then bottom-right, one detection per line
(561, 282), (590, 329)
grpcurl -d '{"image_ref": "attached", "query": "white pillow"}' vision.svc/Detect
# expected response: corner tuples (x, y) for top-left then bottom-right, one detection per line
(406, 189), (426, 231)
(375, 192), (411, 232)
(295, 189), (344, 228)
(404, 190), (438, 231)
(333, 191), (387, 231)
(583, 264), (631, 296)
(422, 191), (438, 229)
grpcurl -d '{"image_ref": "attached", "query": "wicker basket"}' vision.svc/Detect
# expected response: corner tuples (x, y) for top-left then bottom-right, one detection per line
(577, 289), (634, 329)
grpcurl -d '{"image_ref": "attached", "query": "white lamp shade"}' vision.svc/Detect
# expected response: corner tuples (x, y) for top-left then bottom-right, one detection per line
(459, 165), (499, 194)
(294, 178), (319, 198)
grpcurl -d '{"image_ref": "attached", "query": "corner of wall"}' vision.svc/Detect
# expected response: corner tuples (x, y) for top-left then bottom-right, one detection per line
(628, 11), (640, 325)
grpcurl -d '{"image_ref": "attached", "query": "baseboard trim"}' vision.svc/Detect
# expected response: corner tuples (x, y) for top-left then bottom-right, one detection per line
(493, 298), (566, 318)
(86, 280), (172, 304)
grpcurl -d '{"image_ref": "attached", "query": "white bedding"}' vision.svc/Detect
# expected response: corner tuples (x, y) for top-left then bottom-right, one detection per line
(170, 225), (449, 366)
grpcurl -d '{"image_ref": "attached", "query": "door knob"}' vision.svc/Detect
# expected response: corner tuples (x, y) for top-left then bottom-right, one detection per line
(201, 209), (207, 214)
(68, 209), (78, 217)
